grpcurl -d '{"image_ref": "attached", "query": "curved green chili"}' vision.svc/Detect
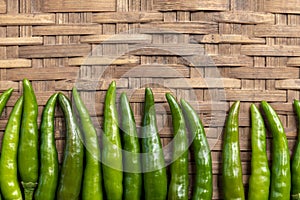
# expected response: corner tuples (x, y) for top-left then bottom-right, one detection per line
(120, 92), (142, 200)
(261, 101), (290, 200)
(222, 101), (245, 200)
(181, 98), (212, 200)
(0, 88), (14, 115)
(0, 88), (14, 200)
(0, 88), (15, 200)
(141, 88), (167, 200)
(0, 96), (23, 200)
(18, 78), (39, 200)
(34, 93), (59, 200)
(102, 81), (123, 200)
(72, 87), (103, 200)
(56, 93), (84, 200)
(248, 104), (270, 200)
(166, 93), (189, 200)
(292, 99), (300, 199)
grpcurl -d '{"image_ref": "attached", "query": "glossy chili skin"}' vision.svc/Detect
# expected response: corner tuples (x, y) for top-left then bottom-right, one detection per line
(181, 98), (212, 200)
(72, 87), (103, 200)
(141, 88), (167, 200)
(0, 96), (23, 200)
(222, 101), (245, 200)
(18, 78), (39, 200)
(0, 88), (13, 115)
(261, 101), (290, 200)
(248, 104), (270, 200)
(0, 87), (15, 200)
(166, 93), (189, 200)
(120, 92), (142, 200)
(34, 93), (59, 200)
(56, 93), (84, 200)
(102, 81), (123, 200)
(291, 99), (300, 199)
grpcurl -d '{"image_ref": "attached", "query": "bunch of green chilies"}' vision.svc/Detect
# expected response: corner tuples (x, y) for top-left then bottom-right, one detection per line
(0, 79), (299, 200)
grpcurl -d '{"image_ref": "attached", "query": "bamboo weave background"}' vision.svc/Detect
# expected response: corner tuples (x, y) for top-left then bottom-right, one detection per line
(0, 0), (299, 199)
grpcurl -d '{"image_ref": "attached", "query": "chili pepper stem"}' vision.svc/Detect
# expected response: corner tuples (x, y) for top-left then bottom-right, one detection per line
(24, 190), (34, 200)
(23, 182), (37, 200)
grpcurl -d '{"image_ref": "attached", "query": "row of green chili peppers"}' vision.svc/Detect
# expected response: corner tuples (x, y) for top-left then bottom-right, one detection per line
(0, 79), (300, 200)
(0, 79), (212, 200)
(223, 100), (300, 200)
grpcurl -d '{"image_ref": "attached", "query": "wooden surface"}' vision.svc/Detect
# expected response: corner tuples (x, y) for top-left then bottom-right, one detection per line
(0, 0), (299, 199)
(42, 0), (116, 12)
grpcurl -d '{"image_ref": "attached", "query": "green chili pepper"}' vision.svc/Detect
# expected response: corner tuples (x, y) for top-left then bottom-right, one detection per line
(56, 93), (84, 200)
(34, 93), (59, 200)
(261, 101), (290, 200)
(72, 87), (103, 200)
(181, 98), (212, 200)
(102, 81), (123, 200)
(0, 87), (15, 200)
(120, 92), (142, 200)
(292, 99), (300, 199)
(18, 78), (39, 200)
(248, 104), (270, 200)
(166, 93), (189, 200)
(0, 96), (23, 200)
(0, 88), (14, 115)
(222, 101), (245, 200)
(141, 88), (167, 200)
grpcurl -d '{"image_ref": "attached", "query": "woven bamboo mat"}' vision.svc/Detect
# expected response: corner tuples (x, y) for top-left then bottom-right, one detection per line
(0, 0), (299, 199)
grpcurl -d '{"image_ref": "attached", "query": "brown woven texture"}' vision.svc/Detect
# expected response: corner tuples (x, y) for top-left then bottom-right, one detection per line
(0, 0), (299, 199)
